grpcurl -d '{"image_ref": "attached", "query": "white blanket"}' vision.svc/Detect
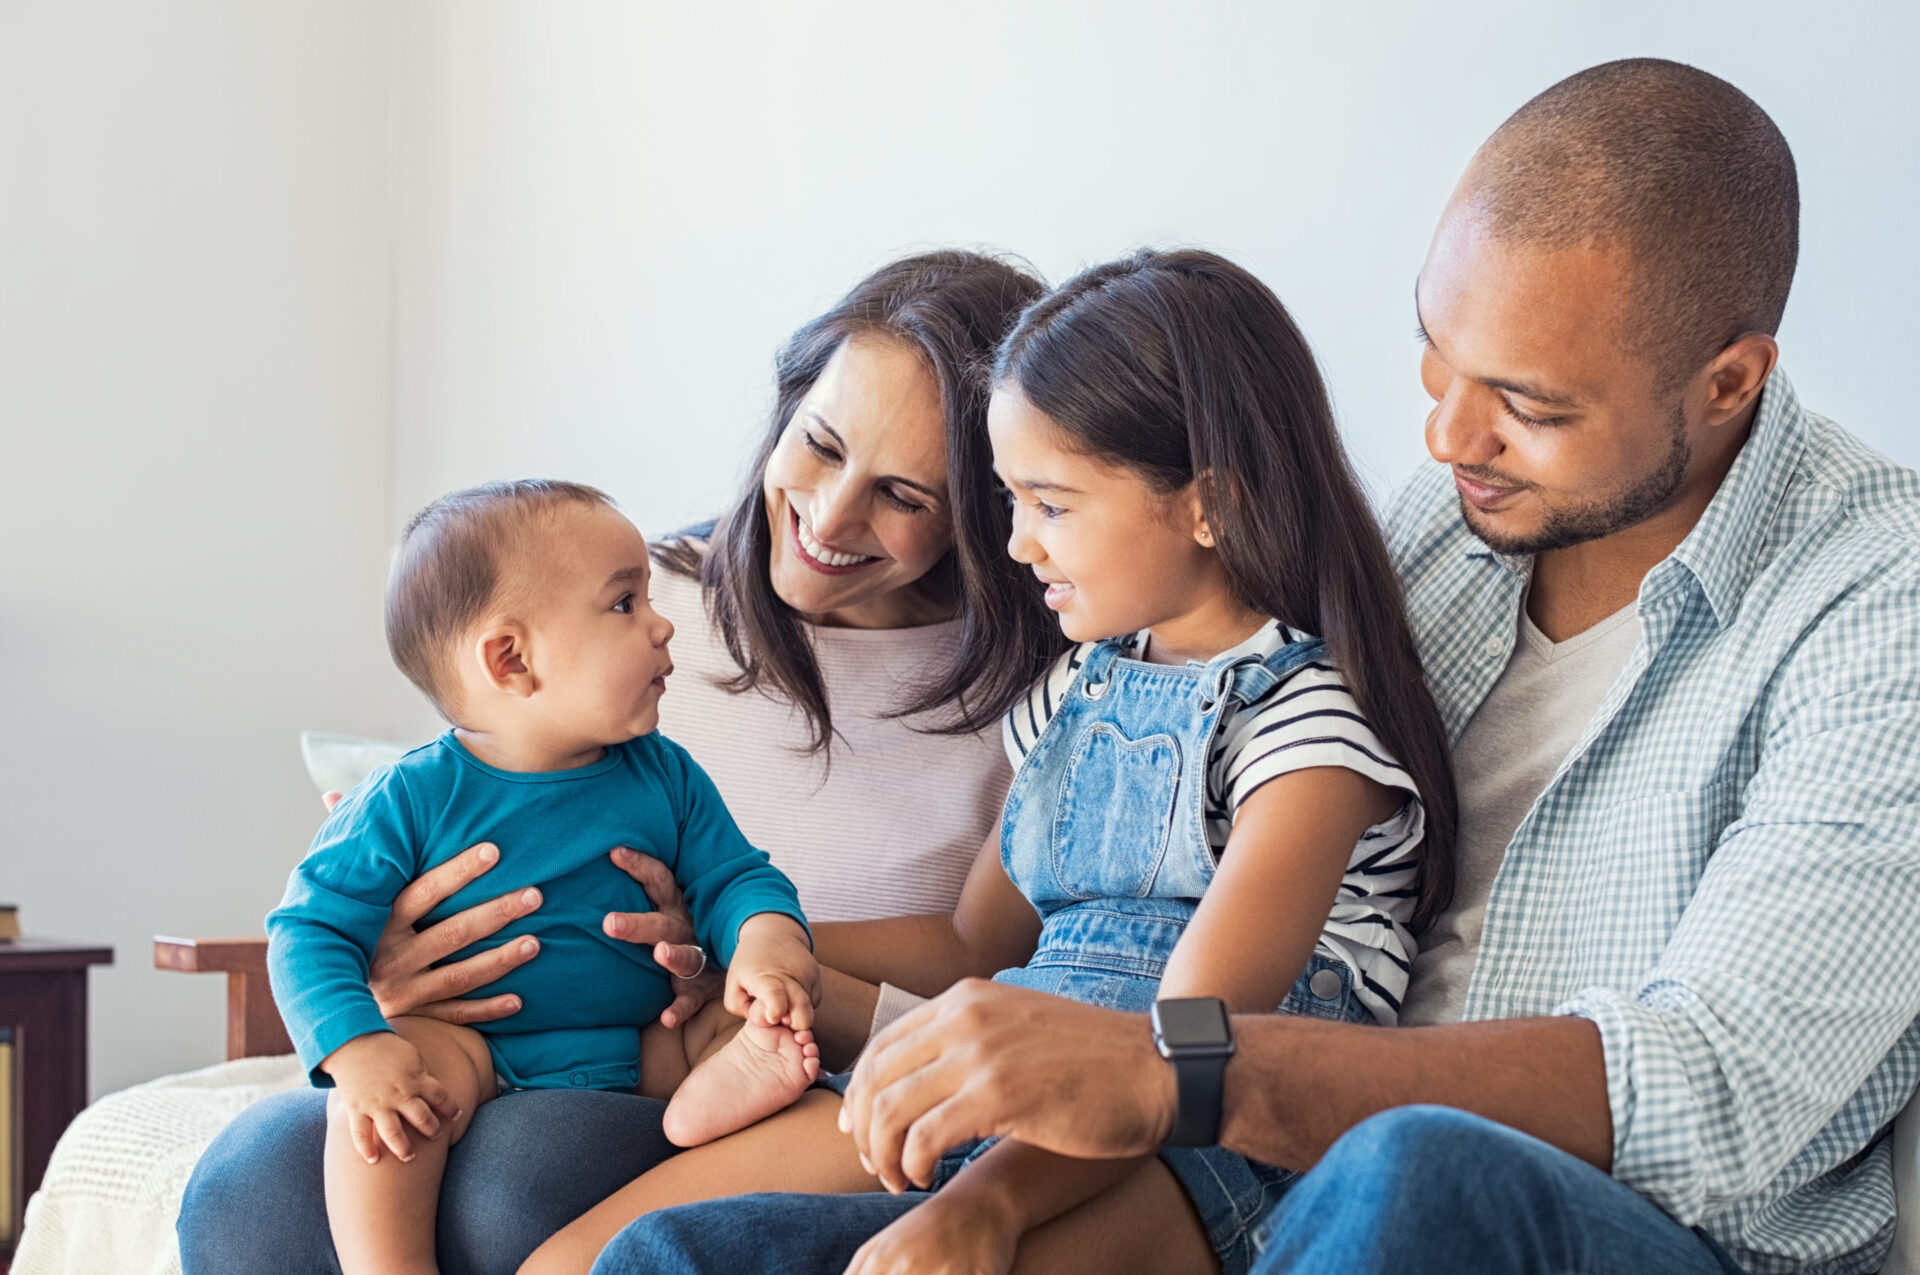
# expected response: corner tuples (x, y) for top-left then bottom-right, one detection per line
(12, 1054), (305, 1275)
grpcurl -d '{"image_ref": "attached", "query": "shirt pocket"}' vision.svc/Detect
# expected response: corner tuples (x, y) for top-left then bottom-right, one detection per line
(1048, 722), (1183, 901)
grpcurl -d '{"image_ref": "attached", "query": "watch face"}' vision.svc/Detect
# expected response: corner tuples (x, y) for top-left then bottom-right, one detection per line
(1155, 997), (1232, 1050)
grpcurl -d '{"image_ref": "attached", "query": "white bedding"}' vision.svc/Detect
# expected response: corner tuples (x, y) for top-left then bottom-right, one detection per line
(13, 1054), (305, 1275)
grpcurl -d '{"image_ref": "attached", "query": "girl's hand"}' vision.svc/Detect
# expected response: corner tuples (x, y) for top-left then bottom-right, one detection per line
(844, 1193), (1020, 1275)
(321, 1032), (460, 1165)
(603, 846), (727, 1028)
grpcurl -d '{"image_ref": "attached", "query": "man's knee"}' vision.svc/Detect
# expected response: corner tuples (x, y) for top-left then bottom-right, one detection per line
(1320, 1104), (1506, 1186)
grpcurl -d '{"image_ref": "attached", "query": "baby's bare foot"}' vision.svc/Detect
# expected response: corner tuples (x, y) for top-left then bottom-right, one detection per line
(661, 1020), (822, 1147)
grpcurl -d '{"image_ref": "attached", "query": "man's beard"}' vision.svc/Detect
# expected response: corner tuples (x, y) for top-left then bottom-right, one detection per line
(1462, 402), (1691, 556)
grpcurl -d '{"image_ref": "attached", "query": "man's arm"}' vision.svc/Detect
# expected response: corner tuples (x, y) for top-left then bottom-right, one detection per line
(1220, 1013), (1612, 1170)
(839, 979), (1611, 1193)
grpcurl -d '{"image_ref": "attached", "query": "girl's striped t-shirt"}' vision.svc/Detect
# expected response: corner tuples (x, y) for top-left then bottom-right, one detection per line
(1002, 619), (1425, 1024)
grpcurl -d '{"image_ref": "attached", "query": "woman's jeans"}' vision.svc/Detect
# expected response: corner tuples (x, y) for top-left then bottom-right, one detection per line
(592, 1105), (1748, 1275)
(177, 1086), (679, 1275)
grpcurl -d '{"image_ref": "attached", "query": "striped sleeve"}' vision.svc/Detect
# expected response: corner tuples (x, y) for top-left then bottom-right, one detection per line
(1215, 661), (1420, 820)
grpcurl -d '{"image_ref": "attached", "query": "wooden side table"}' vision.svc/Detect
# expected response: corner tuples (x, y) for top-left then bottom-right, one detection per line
(0, 939), (113, 1264)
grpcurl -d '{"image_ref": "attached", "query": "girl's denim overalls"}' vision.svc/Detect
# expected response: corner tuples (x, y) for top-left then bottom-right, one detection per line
(936, 633), (1375, 1275)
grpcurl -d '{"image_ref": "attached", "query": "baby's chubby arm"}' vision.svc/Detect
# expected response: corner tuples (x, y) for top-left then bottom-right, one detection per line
(725, 912), (821, 1030)
(319, 1030), (461, 1165)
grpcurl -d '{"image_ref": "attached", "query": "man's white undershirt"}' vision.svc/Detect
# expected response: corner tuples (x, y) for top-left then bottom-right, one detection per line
(1398, 592), (1642, 1027)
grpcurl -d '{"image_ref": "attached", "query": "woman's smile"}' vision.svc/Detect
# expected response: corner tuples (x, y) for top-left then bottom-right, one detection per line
(789, 503), (882, 575)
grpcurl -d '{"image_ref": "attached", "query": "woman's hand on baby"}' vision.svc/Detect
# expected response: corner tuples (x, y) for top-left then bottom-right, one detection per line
(367, 842), (543, 1024)
(320, 1032), (461, 1165)
(604, 846), (725, 1028)
(320, 791), (544, 1025)
(843, 1190), (1020, 1275)
(725, 913), (821, 1031)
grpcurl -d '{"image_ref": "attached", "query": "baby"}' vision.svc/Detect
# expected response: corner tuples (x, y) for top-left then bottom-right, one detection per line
(266, 480), (822, 1273)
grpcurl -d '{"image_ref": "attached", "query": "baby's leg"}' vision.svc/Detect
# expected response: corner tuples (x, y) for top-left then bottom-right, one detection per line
(518, 1089), (873, 1275)
(324, 1016), (494, 1275)
(641, 999), (821, 1147)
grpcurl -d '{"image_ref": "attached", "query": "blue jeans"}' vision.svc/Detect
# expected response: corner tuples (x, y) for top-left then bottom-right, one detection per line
(591, 1106), (1748, 1274)
(177, 1086), (680, 1275)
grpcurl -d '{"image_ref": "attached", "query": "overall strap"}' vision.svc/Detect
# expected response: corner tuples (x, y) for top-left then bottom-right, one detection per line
(1207, 636), (1329, 709)
(1075, 636), (1132, 699)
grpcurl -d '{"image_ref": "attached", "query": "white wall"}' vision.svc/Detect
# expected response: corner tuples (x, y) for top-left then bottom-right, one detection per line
(0, 2), (423, 1095)
(389, 0), (1920, 535)
(5, 0), (1917, 1097)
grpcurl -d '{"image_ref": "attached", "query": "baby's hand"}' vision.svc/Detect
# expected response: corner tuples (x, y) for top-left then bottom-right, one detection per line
(725, 913), (820, 1031)
(844, 1191), (1021, 1275)
(320, 1031), (461, 1164)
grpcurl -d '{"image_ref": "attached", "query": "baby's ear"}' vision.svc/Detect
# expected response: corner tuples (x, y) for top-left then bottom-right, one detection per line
(473, 624), (535, 698)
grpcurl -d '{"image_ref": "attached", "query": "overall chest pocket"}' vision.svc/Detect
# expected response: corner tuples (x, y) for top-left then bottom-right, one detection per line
(1048, 722), (1183, 901)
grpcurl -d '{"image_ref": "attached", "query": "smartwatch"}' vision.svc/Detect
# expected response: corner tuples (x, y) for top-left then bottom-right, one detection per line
(1151, 996), (1235, 1147)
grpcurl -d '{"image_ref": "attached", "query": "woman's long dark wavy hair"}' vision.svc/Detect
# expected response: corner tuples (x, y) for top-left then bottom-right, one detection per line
(655, 250), (1067, 754)
(995, 249), (1458, 932)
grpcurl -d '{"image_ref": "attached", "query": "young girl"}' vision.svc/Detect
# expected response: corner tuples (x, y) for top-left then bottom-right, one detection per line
(519, 249), (1458, 1275)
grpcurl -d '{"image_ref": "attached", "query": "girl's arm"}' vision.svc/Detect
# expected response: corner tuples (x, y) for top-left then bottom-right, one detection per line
(847, 766), (1398, 1270)
(811, 812), (1043, 999)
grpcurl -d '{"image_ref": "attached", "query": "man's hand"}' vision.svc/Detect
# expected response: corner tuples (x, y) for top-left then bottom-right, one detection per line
(320, 1031), (460, 1165)
(603, 846), (726, 1028)
(726, 913), (821, 1031)
(839, 979), (1175, 1193)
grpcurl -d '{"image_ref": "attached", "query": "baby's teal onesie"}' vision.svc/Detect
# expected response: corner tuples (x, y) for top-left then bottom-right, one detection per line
(267, 731), (808, 1090)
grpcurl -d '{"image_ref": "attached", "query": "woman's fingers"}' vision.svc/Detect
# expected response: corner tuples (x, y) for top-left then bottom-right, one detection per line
(389, 843), (506, 929)
(322, 790), (345, 814)
(410, 887), (542, 967)
(409, 992), (524, 1027)
(650, 940), (706, 979)
(603, 909), (695, 948)
(658, 989), (701, 1030)
(609, 846), (686, 912)
(405, 934), (540, 1001)
(371, 931), (538, 1021)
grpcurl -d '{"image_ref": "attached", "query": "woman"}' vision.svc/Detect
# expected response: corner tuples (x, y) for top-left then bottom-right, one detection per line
(176, 250), (1064, 1275)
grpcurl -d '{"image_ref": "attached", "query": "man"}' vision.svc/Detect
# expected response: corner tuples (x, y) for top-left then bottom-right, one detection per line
(604, 59), (1920, 1274)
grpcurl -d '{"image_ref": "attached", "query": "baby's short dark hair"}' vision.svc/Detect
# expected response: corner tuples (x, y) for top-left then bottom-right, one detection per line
(386, 479), (613, 717)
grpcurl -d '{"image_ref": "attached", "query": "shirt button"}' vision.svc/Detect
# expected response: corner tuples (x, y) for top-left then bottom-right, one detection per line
(1309, 968), (1344, 1001)
(1482, 637), (1505, 660)
(569, 1071), (588, 1087)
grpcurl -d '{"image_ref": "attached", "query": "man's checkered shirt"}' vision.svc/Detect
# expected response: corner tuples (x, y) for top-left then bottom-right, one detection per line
(1387, 370), (1920, 1275)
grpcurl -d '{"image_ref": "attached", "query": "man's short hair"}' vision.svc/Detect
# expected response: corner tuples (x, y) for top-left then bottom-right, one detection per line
(1467, 58), (1798, 387)
(386, 479), (612, 717)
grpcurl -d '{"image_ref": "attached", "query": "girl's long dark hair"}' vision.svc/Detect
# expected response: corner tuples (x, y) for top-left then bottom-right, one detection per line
(656, 250), (1067, 754)
(995, 249), (1458, 932)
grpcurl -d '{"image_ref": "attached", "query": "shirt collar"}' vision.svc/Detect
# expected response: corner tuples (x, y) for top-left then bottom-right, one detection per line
(1460, 367), (1808, 631)
(1133, 617), (1293, 666)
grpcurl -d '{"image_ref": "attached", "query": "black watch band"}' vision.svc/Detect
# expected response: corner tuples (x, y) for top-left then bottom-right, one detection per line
(1152, 997), (1235, 1147)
